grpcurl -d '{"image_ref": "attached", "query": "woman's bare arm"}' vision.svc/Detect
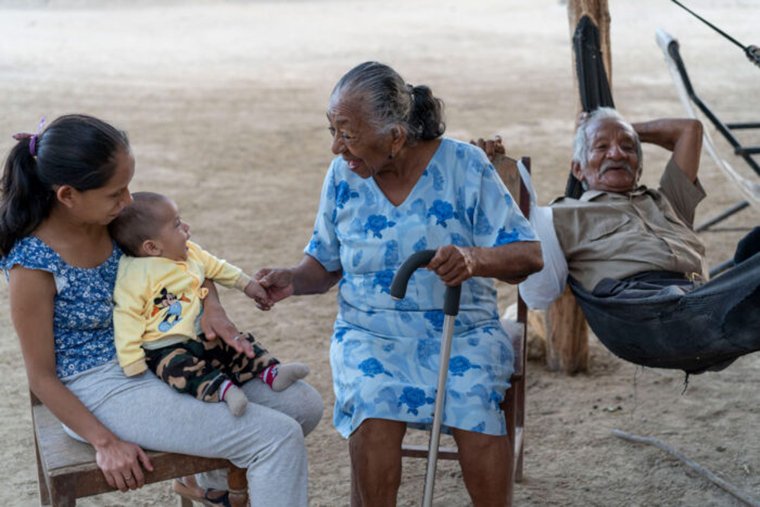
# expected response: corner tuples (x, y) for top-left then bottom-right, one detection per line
(9, 267), (152, 491)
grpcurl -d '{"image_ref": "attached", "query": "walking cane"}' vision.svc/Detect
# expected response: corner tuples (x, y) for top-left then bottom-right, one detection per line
(390, 249), (461, 507)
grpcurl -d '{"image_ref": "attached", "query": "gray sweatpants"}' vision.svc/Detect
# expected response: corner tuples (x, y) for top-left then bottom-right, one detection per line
(63, 359), (323, 506)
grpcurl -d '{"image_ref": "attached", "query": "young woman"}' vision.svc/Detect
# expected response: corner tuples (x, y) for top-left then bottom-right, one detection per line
(0, 114), (322, 506)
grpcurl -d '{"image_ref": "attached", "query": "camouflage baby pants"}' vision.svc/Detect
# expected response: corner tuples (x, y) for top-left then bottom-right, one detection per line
(144, 332), (278, 402)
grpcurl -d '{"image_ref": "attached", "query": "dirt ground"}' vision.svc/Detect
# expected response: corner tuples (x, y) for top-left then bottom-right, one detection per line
(1, 0), (758, 505)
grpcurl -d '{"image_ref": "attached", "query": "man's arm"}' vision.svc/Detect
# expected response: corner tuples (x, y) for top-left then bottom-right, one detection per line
(632, 119), (703, 182)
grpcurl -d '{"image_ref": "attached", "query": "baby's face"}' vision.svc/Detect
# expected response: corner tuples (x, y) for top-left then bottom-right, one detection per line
(153, 198), (191, 261)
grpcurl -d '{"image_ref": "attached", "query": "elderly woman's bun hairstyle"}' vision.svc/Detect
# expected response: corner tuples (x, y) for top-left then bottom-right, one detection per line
(330, 61), (445, 143)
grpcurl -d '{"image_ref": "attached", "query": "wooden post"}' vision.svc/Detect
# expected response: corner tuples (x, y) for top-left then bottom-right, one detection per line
(546, 287), (589, 373)
(542, 0), (612, 375)
(568, 0), (612, 82)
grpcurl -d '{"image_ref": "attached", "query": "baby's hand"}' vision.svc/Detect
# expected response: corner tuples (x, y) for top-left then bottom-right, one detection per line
(244, 280), (272, 310)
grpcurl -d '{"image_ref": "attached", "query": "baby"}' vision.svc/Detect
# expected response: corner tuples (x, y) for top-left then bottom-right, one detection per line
(109, 191), (308, 416)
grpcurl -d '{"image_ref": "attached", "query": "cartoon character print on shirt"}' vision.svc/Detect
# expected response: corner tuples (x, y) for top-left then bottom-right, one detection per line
(152, 288), (191, 332)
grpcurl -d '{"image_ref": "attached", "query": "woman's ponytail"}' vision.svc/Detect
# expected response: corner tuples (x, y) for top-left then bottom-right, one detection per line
(0, 138), (54, 256)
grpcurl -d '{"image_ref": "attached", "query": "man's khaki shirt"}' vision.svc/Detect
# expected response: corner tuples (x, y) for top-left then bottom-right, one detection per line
(551, 158), (707, 291)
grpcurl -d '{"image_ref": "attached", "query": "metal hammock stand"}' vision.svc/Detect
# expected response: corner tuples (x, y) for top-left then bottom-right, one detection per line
(657, 29), (760, 237)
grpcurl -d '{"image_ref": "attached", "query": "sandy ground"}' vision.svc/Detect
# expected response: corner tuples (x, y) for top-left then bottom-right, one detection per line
(1, 0), (759, 505)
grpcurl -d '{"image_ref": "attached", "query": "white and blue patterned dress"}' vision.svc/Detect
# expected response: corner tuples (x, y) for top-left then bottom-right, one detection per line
(1, 237), (121, 379)
(306, 138), (536, 437)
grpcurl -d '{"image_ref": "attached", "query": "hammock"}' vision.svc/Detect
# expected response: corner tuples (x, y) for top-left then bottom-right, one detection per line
(569, 252), (760, 374)
(564, 15), (614, 199)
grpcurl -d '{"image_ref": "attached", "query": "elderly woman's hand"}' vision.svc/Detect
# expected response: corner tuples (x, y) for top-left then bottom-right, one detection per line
(427, 245), (477, 286)
(254, 268), (295, 308)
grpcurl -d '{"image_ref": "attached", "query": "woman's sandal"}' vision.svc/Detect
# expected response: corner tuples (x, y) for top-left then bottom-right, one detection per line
(172, 475), (248, 507)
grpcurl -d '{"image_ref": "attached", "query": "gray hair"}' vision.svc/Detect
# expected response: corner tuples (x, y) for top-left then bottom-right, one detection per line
(328, 61), (445, 143)
(572, 107), (643, 171)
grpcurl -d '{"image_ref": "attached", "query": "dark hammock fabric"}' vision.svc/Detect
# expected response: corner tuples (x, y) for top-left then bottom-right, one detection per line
(569, 252), (760, 374)
(565, 15), (616, 199)
(574, 15), (615, 113)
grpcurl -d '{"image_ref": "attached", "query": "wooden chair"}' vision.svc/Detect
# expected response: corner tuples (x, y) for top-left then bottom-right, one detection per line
(400, 155), (532, 506)
(30, 391), (246, 506)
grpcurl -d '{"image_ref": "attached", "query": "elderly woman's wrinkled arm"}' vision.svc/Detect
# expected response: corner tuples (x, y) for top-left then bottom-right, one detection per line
(428, 242), (543, 286)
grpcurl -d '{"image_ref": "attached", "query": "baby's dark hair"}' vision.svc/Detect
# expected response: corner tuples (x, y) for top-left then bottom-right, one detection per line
(109, 191), (169, 257)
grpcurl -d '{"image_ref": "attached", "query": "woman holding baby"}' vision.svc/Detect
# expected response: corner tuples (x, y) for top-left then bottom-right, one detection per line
(0, 114), (322, 506)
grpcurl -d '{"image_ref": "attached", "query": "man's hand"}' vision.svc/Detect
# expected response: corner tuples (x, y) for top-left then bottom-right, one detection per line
(576, 111), (589, 130)
(471, 135), (506, 164)
(631, 118), (703, 182)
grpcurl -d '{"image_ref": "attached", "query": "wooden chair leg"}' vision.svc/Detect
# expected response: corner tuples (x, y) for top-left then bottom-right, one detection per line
(505, 437), (515, 507)
(503, 388), (517, 507)
(514, 378), (525, 482)
(227, 466), (248, 507)
(49, 478), (77, 507)
(34, 435), (52, 506)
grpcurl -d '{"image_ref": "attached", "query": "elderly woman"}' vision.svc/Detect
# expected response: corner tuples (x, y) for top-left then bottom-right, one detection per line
(255, 62), (543, 506)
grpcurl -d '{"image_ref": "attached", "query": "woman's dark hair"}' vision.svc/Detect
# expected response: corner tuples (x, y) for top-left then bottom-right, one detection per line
(0, 114), (130, 256)
(329, 61), (446, 143)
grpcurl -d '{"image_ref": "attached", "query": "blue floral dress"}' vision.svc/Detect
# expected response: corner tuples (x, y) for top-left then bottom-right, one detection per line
(1, 237), (121, 379)
(306, 138), (536, 437)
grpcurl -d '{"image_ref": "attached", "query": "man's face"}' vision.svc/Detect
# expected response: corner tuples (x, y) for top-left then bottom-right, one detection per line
(573, 118), (641, 193)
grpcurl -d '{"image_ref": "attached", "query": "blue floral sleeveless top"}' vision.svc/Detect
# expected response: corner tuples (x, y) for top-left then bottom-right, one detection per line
(2, 237), (121, 378)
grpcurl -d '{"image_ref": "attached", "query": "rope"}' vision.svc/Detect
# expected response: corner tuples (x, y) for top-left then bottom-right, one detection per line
(671, 0), (759, 68)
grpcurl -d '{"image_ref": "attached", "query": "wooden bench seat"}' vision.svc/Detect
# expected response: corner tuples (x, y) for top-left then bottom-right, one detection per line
(31, 393), (244, 506)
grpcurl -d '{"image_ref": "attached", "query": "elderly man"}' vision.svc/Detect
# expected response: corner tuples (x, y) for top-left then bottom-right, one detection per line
(489, 107), (760, 373)
(552, 107), (709, 296)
